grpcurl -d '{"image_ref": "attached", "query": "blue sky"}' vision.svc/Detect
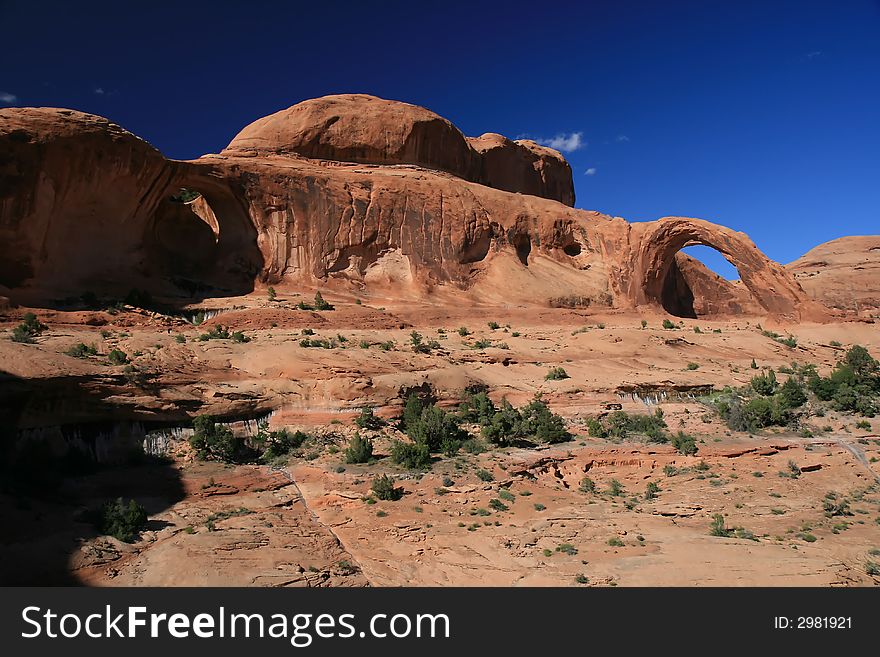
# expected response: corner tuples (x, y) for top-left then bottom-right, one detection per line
(2, 0), (878, 278)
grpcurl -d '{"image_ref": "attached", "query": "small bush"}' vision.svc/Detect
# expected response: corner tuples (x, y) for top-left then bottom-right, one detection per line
(476, 468), (494, 482)
(98, 497), (148, 543)
(354, 406), (384, 430)
(607, 537), (625, 547)
(579, 477), (596, 493)
(710, 513), (732, 537)
(686, 362), (699, 370)
(66, 342), (98, 358)
(11, 313), (47, 343)
(344, 434), (374, 464)
(488, 321), (500, 330)
(190, 415), (256, 463)
(390, 440), (431, 469)
(671, 431), (698, 455)
(645, 481), (661, 500)
(545, 366), (570, 380)
(108, 349), (129, 365)
(313, 292), (334, 310)
(662, 319), (677, 330)
(371, 474), (403, 501)
(608, 479), (624, 496)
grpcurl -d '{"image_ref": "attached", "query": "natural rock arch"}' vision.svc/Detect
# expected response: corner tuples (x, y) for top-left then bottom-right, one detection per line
(627, 217), (823, 320)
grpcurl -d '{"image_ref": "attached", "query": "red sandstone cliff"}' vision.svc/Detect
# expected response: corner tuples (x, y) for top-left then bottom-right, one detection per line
(0, 95), (828, 321)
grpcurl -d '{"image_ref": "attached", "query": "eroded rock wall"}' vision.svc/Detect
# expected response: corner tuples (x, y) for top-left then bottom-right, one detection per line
(0, 96), (825, 320)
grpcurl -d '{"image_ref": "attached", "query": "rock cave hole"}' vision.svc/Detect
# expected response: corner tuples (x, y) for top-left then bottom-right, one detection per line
(563, 242), (582, 257)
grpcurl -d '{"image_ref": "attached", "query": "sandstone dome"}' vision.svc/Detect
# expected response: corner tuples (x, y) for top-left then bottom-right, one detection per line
(224, 93), (482, 180)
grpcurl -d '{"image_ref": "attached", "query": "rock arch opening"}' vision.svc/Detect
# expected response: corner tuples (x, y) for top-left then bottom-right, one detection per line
(143, 179), (262, 300)
(632, 217), (817, 321)
(659, 246), (744, 318)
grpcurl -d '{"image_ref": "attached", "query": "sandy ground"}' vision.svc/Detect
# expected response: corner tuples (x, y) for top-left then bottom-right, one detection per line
(1, 290), (879, 586)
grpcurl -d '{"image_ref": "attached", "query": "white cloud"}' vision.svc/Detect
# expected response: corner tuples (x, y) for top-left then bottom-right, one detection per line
(615, 134), (630, 142)
(0, 92), (18, 103)
(538, 131), (585, 152)
(805, 50), (822, 59)
(584, 167), (597, 176)
(94, 87), (105, 95)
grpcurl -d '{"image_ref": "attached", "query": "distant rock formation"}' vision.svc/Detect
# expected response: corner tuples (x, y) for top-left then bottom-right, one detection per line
(0, 95), (828, 321)
(786, 236), (880, 316)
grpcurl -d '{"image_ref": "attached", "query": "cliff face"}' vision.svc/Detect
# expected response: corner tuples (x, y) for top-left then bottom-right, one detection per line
(0, 95), (826, 320)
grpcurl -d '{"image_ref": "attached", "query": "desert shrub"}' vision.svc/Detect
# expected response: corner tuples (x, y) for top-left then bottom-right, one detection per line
(822, 492), (852, 517)
(645, 481), (661, 500)
(481, 399), (521, 446)
(99, 497), (148, 542)
(299, 337), (333, 348)
(406, 405), (467, 452)
(710, 513), (731, 537)
(66, 342), (98, 358)
(856, 420), (872, 430)
(354, 406), (384, 430)
(479, 397), (570, 446)
(489, 498), (508, 512)
(519, 398), (571, 444)
(687, 362), (699, 370)
(458, 390), (497, 424)
(545, 366), (570, 380)
(671, 431), (698, 455)
(476, 468), (494, 482)
(440, 437), (461, 457)
(189, 415), (255, 463)
(608, 479), (624, 496)
(108, 349), (129, 365)
(726, 396), (790, 432)
(231, 331), (250, 343)
(371, 474), (403, 501)
(390, 440), (431, 469)
(751, 370), (778, 395)
(488, 321), (500, 330)
(579, 477), (596, 493)
(344, 434), (374, 464)
(807, 345), (879, 416)
(662, 319), (677, 330)
(313, 292), (334, 310)
(458, 327), (470, 336)
(590, 409), (668, 443)
(11, 313), (47, 343)
(607, 537), (625, 547)
(260, 428), (307, 462)
(201, 324), (232, 341)
(778, 376), (807, 409)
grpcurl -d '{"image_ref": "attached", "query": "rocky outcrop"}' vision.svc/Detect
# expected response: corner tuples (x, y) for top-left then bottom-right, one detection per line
(225, 94), (574, 206)
(622, 217), (826, 320)
(786, 236), (880, 315)
(467, 133), (575, 206)
(0, 95), (826, 320)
